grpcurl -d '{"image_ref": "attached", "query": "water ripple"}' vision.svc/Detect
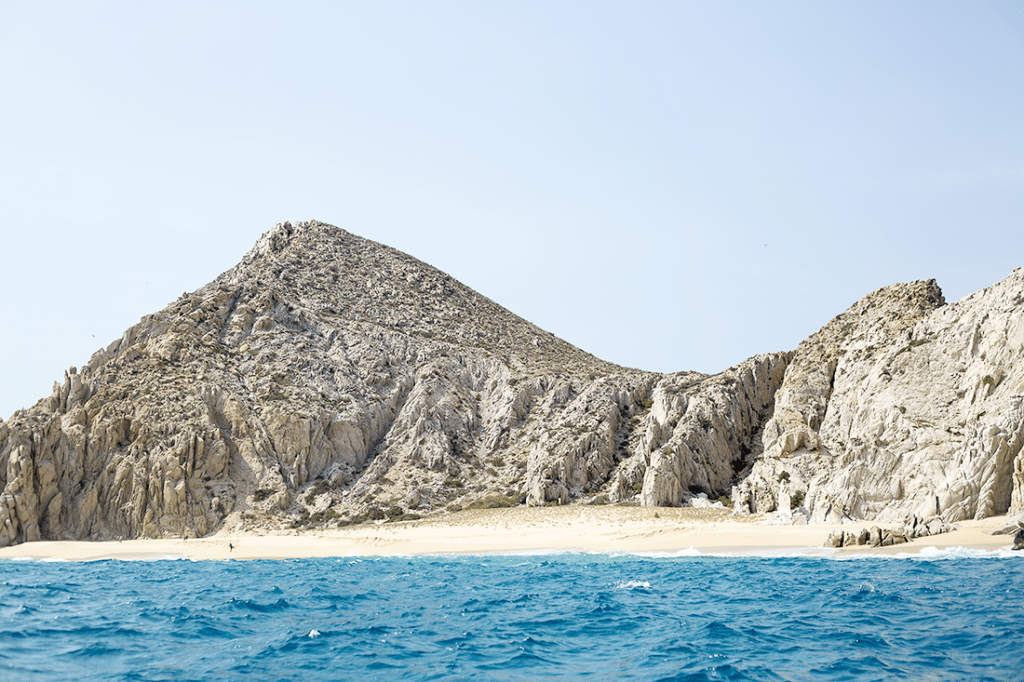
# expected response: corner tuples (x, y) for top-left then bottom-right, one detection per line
(0, 554), (1021, 681)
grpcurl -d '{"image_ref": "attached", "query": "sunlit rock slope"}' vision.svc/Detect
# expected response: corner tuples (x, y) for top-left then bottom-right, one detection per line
(1, 220), (1021, 547)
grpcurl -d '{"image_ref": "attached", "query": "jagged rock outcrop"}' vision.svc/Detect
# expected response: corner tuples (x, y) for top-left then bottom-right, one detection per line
(522, 352), (789, 507)
(0, 221), (784, 547)
(1, 220), (1022, 548)
(633, 353), (789, 507)
(735, 271), (1024, 526)
(825, 515), (952, 549)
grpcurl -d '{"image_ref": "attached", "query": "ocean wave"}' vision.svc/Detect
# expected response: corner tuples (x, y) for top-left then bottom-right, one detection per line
(2, 552), (1021, 681)
(526, 544), (1024, 561)
(832, 545), (1024, 561)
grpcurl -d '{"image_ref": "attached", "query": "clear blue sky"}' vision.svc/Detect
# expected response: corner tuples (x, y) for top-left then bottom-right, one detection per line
(2, 1), (1022, 419)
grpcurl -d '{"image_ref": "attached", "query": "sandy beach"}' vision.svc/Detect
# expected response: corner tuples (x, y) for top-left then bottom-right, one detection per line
(0, 507), (1017, 562)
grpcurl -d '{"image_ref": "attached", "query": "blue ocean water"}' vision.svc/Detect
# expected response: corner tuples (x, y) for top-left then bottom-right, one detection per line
(1, 550), (1021, 681)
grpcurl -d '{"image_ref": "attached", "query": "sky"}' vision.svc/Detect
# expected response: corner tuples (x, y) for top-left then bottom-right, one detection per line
(1, 1), (1023, 419)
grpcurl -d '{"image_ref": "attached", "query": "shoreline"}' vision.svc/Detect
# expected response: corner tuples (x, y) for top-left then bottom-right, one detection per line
(0, 507), (1017, 562)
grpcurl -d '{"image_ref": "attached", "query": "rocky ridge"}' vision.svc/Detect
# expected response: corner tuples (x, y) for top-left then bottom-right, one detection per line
(736, 270), (1024, 528)
(0, 221), (1022, 547)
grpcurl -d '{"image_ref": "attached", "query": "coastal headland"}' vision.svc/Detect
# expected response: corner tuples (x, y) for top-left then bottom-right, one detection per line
(0, 507), (1014, 562)
(2, 221), (1023, 552)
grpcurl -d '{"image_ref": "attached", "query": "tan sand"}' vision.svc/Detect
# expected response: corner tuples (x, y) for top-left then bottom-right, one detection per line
(0, 507), (1016, 562)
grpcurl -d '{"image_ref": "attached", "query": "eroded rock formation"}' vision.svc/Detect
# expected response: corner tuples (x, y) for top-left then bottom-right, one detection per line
(825, 515), (952, 549)
(0, 221), (786, 546)
(735, 271), (1024, 526)
(1, 220), (1022, 547)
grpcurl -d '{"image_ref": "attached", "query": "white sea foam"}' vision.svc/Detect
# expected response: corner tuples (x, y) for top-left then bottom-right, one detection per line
(827, 545), (1023, 561)
(577, 544), (1022, 561)
(614, 580), (651, 589)
(434, 544), (1023, 561)
(630, 546), (703, 558)
(630, 545), (840, 559)
(81, 554), (189, 563)
(904, 545), (1022, 560)
(482, 547), (592, 557)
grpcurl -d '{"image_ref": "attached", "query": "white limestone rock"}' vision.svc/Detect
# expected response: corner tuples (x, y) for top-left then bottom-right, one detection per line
(1, 220), (1022, 548)
(636, 353), (789, 508)
(0, 222), (654, 546)
(737, 271), (1024, 524)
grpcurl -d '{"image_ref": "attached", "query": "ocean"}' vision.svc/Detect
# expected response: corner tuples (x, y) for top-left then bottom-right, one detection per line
(1, 549), (1021, 681)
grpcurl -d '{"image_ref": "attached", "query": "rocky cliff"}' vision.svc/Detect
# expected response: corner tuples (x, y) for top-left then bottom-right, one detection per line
(736, 270), (1024, 526)
(0, 221), (1021, 547)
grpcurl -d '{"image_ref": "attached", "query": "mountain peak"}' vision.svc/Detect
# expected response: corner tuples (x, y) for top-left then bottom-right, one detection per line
(0, 221), (1020, 549)
(211, 220), (617, 377)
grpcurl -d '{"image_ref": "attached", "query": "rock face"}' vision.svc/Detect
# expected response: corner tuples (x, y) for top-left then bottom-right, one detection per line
(825, 515), (952, 549)
(735, 271), (1024, 526)
(1, 220), (1022, 548)
(0, 221), (787, 547)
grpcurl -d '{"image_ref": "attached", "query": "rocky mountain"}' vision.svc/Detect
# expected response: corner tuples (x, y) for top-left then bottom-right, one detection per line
(737, 270), (1024, 525)
(0, 221), (1021, 547)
